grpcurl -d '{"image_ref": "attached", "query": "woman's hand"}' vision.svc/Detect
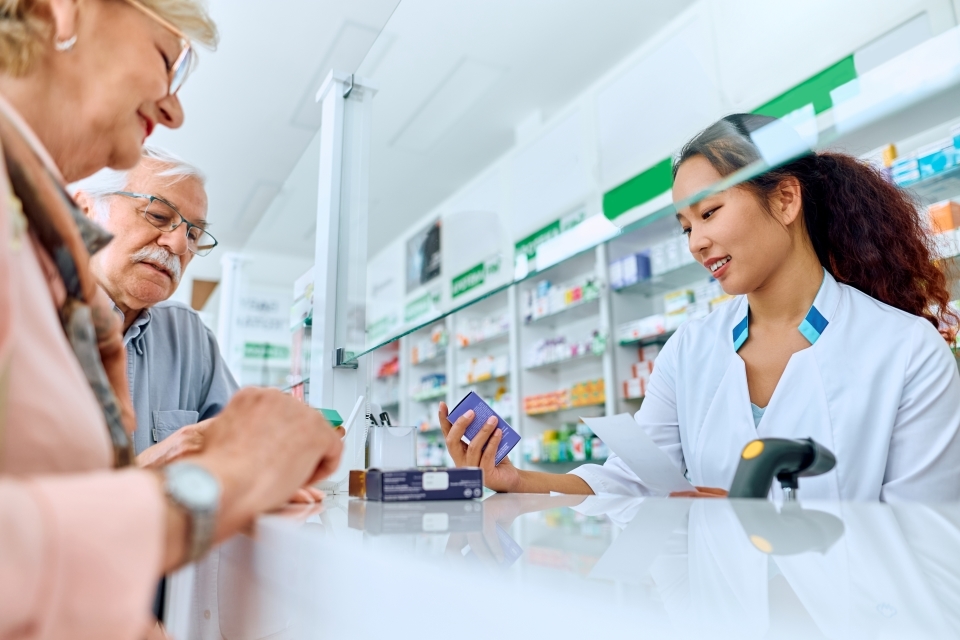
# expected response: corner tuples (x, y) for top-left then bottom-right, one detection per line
(137, 420), (211, 469)
(440, 402), (522, 493)
(185, 388), (343, 548)
(669, 486), (729, 498)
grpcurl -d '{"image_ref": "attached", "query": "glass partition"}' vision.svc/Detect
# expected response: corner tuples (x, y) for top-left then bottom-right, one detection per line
(349, 6), (960, 362)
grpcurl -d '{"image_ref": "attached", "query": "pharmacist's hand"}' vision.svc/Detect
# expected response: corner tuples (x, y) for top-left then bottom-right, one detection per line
(137, 420), (212, 469)
(187, 388), (344, 545)
(669, 486), (729, 498)
(440, 402), (521, 493)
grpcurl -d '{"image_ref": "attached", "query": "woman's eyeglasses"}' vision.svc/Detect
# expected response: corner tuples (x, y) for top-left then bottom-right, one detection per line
(108, 191), (218, 256)
(122, 0), (195, 95)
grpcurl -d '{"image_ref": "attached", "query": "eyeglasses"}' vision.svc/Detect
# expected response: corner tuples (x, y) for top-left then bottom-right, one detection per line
(122, 0), (195, 95)
(108, 191), (218, 256)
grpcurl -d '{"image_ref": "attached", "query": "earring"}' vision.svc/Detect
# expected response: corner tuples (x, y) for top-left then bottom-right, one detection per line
(54, 34), (77, 52)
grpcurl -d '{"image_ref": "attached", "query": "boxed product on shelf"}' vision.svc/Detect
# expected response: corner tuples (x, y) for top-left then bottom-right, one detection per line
(523, 423), (608, 464)
(663, 289), (694, 314)
(411, 373), (446, 401)
(917, 140), (959, 180)
(624, 347), (659, 400)
(616, 280), (732, 344)
(456, 313), (510, 347)
(929, 201), (960, 232)
(522, 275), (601, 323)
(457, 354), (509, 384)
(609, 251), (651, 290)
(649, 235), (697, 276)
(525, 331), (606, 368)
(376, 355), (399, 378)
(570, 378), (605, 407)
(524, 389), (570, 415)
(617, 314), (666, 343)
(638, 343), (661, 362)
(410, 324), (448, 364)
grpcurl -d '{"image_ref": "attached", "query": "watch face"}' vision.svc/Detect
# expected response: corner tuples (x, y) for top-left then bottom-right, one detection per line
(170, 464), (221, 510)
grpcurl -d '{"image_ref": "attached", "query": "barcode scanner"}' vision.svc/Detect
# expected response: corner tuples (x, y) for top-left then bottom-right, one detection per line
(729, 437), (836, 501)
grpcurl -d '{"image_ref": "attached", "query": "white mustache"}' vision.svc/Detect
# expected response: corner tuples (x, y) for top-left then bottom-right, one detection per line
(130, 246), (182, 284)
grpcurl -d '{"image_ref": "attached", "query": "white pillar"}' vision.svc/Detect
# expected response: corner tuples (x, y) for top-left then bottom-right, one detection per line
(311, 71), (378, 491)
(217, 252), (249, 382)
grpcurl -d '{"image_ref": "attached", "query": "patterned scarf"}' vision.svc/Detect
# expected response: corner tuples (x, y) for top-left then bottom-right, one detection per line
(0, 108), (136, 467)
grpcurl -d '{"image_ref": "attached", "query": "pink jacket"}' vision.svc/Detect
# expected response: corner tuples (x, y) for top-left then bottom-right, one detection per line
(0, 99), (164, 640)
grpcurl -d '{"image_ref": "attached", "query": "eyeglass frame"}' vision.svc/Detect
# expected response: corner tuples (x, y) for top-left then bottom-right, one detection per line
(121, 0), (195, 95)
(107, 191), (219, 256)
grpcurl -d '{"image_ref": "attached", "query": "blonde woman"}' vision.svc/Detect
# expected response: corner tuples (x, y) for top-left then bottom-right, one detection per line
(0, 2), (343, 639)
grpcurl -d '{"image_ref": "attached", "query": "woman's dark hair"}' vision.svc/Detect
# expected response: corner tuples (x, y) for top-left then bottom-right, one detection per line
(674, 113), (957, 341)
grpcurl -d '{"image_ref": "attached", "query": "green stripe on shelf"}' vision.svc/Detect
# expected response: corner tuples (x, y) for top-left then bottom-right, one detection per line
(753, 55), (857, 118)
(602, 157), (673, 220)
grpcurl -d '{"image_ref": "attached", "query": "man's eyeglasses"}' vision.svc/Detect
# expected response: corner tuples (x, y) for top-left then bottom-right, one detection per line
(122, 0), (195, 95)
(108, 191), (218, 256)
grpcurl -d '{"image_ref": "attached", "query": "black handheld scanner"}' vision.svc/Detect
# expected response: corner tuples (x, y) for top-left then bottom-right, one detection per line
(728, 437), (836, 500)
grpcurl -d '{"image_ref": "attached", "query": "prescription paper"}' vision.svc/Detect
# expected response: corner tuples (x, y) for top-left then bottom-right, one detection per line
(581, 414), (695, 495)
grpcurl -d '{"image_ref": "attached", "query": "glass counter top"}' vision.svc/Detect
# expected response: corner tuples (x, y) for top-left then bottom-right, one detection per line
(167, 494), (960, 639)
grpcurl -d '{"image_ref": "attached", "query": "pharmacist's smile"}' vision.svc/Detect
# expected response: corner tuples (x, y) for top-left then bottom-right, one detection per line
(704, 255), (731, 278)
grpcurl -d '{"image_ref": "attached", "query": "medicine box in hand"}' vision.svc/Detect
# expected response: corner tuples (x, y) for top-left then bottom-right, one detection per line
(448, 391), (521, 465)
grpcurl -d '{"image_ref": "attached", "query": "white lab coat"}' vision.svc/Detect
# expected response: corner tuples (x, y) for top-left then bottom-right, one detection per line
(571, 270), (960, 501)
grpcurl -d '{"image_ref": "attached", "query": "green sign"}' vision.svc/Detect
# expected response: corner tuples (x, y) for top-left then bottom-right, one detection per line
(451, 256), (502, 299)
(754, 55), (856, 118)
(602, 157), (673, 221)
(367, 314), (397, 340)
(514, 210), (586, 262)
(404, 290), (441, 322)
(243, 342), (290, 360)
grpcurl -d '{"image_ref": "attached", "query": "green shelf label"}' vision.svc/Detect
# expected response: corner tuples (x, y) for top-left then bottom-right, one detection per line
(754, 55), (857, 118)
(451, 256), (502, 299)
(514, 210), (586, 263)
(243, 342), (290, 360)
(404, 290), (441, 322)
(602, 157), (673, 221)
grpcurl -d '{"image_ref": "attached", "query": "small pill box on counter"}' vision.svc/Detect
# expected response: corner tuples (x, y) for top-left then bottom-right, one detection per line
(349, 468), (483, 502)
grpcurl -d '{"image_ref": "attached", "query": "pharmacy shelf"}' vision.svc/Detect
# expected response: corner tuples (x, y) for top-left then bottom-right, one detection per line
(457, 330), (510, 349)
(457, 372), (509, 386)
(410, 350), (447, 366)
(618, 329), (676, 347)
(525, 295), (601, 326)
(613, 261), (708, 297)
(525, 401), (606, 417)
(903, 164), (960, 206)
(523, 350), (604, 371)
(412, 386), (448, 402)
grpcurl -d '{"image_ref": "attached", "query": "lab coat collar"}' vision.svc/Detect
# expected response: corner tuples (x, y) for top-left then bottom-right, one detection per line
(732, 268), (839, 352)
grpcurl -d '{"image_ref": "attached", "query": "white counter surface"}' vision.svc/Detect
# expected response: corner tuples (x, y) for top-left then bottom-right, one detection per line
(165, 494), (960, 640)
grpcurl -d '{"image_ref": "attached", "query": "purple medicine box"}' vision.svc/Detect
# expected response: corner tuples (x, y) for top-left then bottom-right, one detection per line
(448, 391), (521, 465)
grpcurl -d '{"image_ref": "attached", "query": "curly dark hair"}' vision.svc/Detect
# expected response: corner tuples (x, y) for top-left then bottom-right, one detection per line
(674, 113), (957, 342)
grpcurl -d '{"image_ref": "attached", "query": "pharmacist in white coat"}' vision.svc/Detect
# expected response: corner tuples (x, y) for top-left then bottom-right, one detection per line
(439, 114), (960, 502)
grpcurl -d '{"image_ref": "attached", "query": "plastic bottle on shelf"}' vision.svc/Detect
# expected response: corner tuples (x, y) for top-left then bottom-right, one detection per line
(591, 437), (608, 461)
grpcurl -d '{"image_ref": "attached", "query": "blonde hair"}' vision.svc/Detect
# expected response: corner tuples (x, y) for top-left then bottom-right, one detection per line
(0, 0), (219, 76)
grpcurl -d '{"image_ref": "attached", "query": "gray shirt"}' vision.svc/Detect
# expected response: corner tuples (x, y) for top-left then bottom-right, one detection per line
(121, 300), (239, 454)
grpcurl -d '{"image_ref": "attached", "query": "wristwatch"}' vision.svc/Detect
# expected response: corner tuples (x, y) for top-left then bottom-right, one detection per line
(163, 462), (221, 563)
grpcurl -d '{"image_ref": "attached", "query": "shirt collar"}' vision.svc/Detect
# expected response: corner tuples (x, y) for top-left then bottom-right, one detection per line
(112, 302), (152, 348)
(732, 268), (839, 352)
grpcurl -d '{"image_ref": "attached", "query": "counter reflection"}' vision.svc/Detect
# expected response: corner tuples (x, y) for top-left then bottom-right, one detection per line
(169, 496), (960, 640)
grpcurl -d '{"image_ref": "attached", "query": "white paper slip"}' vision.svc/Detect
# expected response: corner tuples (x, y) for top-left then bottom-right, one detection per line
(581, 414), (695, 495)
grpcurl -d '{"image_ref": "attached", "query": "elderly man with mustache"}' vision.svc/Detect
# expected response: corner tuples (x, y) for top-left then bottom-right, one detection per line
(73, 146), (237, 469)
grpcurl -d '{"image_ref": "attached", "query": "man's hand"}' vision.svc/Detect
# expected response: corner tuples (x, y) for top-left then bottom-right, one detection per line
(137, 419), (211, 469)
